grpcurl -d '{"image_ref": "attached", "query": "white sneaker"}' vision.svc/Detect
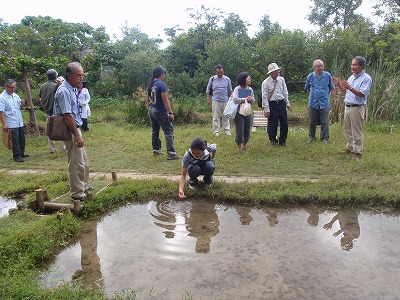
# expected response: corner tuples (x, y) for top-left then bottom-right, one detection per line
(189, 184), (196, 190)
(214, 132), (219, 137)
(225, 132), (231, 136)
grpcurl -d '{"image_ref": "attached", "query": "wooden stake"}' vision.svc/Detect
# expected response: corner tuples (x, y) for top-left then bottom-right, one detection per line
(112, 171), (117, 182)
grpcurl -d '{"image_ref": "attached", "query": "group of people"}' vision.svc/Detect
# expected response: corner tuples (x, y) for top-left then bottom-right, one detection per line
(0, 62), (92, 201)
(0, 56), (372, 201)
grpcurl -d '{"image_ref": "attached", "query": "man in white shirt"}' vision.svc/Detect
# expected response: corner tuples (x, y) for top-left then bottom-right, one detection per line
(261, 63), (292, 146)
(0, 79), (28, 162)
(332, 56), (372, 161)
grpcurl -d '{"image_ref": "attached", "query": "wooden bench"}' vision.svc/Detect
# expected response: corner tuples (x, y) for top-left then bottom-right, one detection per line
(252, 110), (268, 132)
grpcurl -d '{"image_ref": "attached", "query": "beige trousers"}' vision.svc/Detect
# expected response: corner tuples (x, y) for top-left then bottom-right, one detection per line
(344, 105), (365, 154)
(64, 129), (89, 199)
(212, 100), (230, 134)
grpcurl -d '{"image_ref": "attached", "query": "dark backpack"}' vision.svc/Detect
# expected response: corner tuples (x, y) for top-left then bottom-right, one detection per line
(209, 76), (215, 96)
(257, 93), (263, 108)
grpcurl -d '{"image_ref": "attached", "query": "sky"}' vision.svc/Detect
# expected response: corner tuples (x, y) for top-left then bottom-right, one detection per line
(1, 0), (378, 45)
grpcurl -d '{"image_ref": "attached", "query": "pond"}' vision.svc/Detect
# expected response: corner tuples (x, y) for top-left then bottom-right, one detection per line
(40, 199), (400, 299)
(0, 196), (16, 217)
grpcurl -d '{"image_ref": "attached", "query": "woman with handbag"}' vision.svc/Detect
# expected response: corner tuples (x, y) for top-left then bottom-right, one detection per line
(231, 72), (255, 151)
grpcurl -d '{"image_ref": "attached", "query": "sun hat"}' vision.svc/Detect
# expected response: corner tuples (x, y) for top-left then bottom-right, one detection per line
(267, 63), (280, 74)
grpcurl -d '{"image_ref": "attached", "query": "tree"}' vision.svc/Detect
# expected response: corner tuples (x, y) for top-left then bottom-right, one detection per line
(372, 0), (400, 22)
(307, 0), (363, 28)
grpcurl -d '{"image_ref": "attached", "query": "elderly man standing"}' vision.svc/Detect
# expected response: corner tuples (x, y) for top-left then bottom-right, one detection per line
(332, 56), (372, 161)
(54, 62), (90, 201)
(0, 79), (28, 162)
(39, 68), (66, 153)
(305, 59), (335, 144)
(206, 64), (233, 137)
(261, 63), (292, 146)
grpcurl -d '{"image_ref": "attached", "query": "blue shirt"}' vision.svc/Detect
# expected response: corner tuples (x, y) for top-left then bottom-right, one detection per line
(345, 70), (372, 106)
(182, 143), (217, 168)
(53, 81), (82, 126)
(149, 79), (168, 113)
(305, 71), (334, 109)
(206, 75), (233, 102)
(0, 90), (24, 128)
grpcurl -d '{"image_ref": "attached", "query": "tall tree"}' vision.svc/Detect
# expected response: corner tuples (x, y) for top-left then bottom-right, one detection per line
(307, 0), (363, 28)
(372, 0), (400, 22)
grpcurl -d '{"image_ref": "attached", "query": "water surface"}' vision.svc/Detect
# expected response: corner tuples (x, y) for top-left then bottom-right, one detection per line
(40, 199), (400, 299)
(0, 197), (16, 217)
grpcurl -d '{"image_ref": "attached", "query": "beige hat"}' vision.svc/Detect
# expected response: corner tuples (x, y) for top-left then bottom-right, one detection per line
(267, 63), (280, 74)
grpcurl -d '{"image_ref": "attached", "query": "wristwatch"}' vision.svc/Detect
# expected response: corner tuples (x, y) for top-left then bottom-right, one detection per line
(168, 112), (173, 115)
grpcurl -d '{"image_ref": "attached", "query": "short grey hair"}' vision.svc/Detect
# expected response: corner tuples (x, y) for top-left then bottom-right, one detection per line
(353, 56), (366, 67)
(4, 79), (16, 87)
(46, 69), (58, 80)
(312, 59), (324, 68)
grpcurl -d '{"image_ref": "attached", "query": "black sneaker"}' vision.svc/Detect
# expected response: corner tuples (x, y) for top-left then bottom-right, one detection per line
(14, 157), (25, 162)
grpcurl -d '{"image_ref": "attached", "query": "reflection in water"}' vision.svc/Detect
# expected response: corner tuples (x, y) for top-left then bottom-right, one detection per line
(149, 199), (220, 253)
(235, 205), (253, 225)
(304, 207), (326, 227)
(262, 208), (279, 227)
(40, 203), (400, 299)
(186, 200), (219, 253)
(324, 210), (360, 250)
(71, 219), (103, 288)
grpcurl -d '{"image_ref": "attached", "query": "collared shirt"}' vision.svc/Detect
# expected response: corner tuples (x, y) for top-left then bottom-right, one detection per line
(53, 80), (82, 126)
(305, 71), (334, 109)
(345, 70), (372, 106)
(0, 90), (24, 128)
(39, 80), (58, 115)
(206, 75), (233, 103)
(261, 76), (290, 113)
(182, 143), (217, 168)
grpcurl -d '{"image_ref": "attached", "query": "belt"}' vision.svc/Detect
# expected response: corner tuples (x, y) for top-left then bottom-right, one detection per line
(269, 99), (284, 104)
(345, 104), (363, 107)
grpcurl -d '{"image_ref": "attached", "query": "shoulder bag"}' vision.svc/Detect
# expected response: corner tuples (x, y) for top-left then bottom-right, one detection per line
(47, 115), (72, 141)
(2, 129), (13, 150)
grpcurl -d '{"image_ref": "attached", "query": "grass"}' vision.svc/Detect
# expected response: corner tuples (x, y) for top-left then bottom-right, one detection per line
(0, 96), (400, 299)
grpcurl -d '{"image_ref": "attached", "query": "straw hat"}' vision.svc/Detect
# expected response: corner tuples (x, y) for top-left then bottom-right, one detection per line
(267, 63), (280, 74)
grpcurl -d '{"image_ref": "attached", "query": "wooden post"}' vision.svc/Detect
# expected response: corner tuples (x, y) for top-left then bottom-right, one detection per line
(73, 200), (82, 215)
(112, 171), (117, 182)
(43, 189), (49, 201)
(35, 189), (45, 212)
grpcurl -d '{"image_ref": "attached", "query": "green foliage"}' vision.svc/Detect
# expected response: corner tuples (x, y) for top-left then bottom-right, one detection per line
(256, 29), (311, 82)
(307, 0), (363, 28)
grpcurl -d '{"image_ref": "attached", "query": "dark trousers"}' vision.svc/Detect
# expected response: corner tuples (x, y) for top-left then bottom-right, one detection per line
(11, 127), (25, 160)
(308, 107), (329, 140)
(149, 106), (176, 154)
(81, 118), (89, 131)
(188, 160), (215, 186)
(234, 112), (252, 145)
(267, 100), (288, 144)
